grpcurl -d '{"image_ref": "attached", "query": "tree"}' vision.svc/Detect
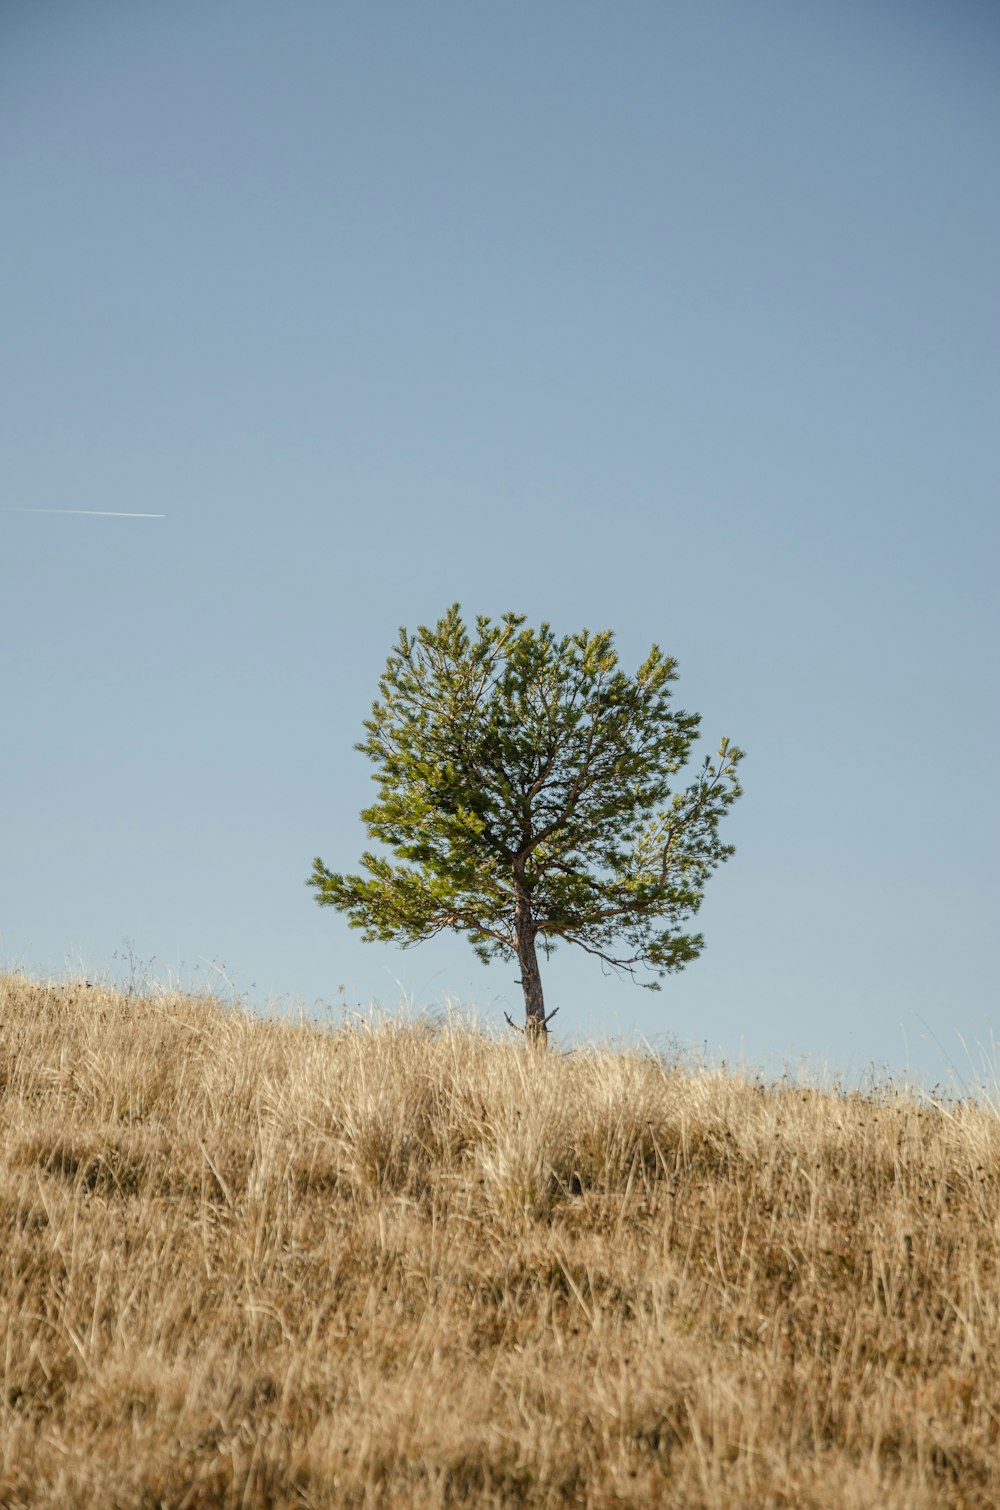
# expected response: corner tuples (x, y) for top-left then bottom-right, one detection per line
(308, 605), (744, 1044)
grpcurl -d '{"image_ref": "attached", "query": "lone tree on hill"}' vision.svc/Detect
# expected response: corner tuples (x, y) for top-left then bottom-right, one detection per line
(309, 605), (744, 1044)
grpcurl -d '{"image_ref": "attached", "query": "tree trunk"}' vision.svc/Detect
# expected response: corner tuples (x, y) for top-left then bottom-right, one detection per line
(514, 878), (548, 1046)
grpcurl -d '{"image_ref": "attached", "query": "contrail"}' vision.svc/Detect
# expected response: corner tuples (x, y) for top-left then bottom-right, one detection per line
(7, 508), (166, 518)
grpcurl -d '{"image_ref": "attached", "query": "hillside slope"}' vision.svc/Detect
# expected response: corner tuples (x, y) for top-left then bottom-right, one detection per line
(1, 975), (998, 1508)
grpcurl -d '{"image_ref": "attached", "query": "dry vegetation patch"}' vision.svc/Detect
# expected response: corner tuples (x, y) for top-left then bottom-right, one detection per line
(1, 974), (998, 1507)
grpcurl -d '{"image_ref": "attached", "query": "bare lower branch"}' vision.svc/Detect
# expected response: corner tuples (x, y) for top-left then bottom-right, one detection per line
(557, 932), (645, 974)
(504, 1005), (558, 1035)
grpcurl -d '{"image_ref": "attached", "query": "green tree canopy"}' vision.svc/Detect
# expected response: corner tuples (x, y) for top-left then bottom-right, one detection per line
(309, 605), (744, 1042)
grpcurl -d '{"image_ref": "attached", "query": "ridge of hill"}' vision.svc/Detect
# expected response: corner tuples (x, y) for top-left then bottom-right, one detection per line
(1, 974), (998, 1507)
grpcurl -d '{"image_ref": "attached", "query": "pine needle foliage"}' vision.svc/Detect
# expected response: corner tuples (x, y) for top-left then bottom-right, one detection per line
(309, 605), (743, 1040)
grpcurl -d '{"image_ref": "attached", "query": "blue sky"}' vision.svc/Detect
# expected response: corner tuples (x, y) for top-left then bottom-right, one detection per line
(3, 1), (998, 1087)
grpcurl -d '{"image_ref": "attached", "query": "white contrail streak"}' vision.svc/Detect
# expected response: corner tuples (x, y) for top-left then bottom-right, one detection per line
(7, 508), (166, 518)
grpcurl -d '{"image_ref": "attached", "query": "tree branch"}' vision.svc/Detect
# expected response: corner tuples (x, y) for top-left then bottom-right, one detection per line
(503, 1005), (559, 1035)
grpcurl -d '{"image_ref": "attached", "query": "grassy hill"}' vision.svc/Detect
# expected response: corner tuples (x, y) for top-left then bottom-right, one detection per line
(1, 974), (998, 1508)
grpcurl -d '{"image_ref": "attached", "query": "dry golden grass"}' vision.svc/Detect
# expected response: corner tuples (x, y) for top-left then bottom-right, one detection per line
(1, 974), (998, 1508)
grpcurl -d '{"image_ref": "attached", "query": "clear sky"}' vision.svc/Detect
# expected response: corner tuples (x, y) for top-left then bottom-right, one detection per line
(3, 0), (998, 1088)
